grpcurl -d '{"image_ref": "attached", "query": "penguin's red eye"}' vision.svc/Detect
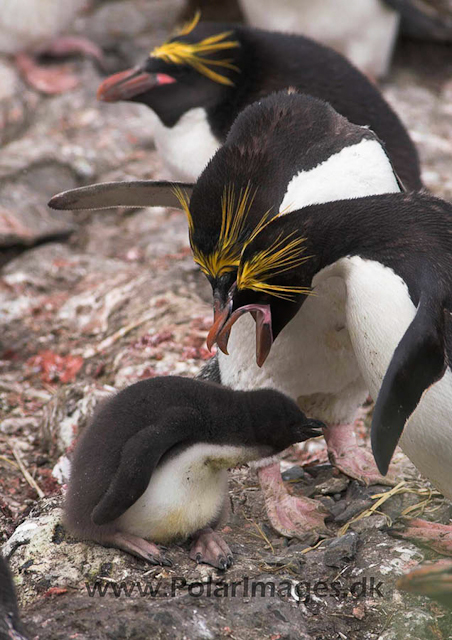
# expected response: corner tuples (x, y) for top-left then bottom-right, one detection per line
(157, 73), (176, 85)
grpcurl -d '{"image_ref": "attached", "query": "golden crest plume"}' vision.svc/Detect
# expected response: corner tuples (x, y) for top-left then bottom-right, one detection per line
(173, 183), (267, 280)
(151, 11), (240, 86)
(237, 232), (312, 301)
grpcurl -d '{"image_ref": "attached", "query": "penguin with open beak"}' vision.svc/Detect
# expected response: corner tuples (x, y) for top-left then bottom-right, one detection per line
(65, 375), (322, 569)
(50, 92), (405, 538)
(215, 190), (452, 554)
(96, 12), (421, 188)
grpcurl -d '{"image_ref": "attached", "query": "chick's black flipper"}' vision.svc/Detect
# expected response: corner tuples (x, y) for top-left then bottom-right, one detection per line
(48, 180), (194, 211)
(371, 295), (448, 475)
(92, 407), (200, 525)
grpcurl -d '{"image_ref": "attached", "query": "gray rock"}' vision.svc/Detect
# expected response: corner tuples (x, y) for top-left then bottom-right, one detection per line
(324, 532), (359, 567)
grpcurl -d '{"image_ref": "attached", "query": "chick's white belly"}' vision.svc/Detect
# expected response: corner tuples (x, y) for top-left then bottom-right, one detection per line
(116, 444), (255, 544)
(219, 276), (367, 424)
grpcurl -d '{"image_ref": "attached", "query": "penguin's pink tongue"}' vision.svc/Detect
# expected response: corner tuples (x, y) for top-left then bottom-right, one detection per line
(216, 304), (273, 367)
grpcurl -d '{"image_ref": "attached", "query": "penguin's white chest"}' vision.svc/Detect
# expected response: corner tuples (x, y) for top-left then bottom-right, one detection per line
(219, 277), (367, 425)
(332, 256), (452, 498)
(116, 444), (257, 543)
(152, 108), (220, 182)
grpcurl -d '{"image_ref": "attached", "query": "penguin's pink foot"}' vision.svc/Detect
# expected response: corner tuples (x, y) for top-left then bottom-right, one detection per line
(390, 519), (452, 556)
(323, 422), (398, 486)
(15, 37), (104, 95)
(106, 531), (172, 566)
(258, 463), (330, 540)
(190, 527), (233, 570)
(39, 36), (104, 67)
(15, 53), (79, 94)
(397, 559), (452, 604)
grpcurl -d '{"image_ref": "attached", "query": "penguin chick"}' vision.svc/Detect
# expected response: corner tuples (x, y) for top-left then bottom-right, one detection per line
(65, 376), (322, 569)
(96, 15), (420, 187)
(0, 556), (28, 640)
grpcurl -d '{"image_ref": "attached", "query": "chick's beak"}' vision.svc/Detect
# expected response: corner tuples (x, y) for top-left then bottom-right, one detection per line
(217, 303), (273, 368)
(97, 67), (175, 102)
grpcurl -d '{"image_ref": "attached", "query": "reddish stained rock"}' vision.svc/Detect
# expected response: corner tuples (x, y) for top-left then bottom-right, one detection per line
(27, 350), (84, 384)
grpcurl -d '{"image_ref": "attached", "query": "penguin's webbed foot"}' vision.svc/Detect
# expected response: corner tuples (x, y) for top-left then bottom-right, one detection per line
(397, 559), (452, 608)
(323, 422), (399, 486)
(109, 532), (172, 566)
(389, 519), (452, 556)
(258, 462), (330, 540)
(15, 37), (105, 95)
(190, 527), (233, 570)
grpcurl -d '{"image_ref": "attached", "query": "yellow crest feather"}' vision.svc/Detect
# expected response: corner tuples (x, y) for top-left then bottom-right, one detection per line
(151, 12), (240, 86)
(173, 183), (262, 279)
(237, 232), (312, 301)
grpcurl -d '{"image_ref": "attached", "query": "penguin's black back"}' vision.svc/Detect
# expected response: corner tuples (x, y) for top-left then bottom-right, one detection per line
(203, 24), (421, 189)
(190, 92), (382, 253)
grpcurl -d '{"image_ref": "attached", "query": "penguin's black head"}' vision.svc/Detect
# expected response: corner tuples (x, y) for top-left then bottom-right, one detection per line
(97, 14), (242, 127)
(173, 178), (280, 351)
(210, 212), (317, 367)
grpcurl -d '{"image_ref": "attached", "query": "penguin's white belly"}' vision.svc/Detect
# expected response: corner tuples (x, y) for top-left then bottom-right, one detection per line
(219, 276), (367, 424)
(0, 0), (84, 53)
(116, 444), (258, 543)
(152, 108), (220, 182)
(239, 0), (399, 77)
(331, 256), (452, 498)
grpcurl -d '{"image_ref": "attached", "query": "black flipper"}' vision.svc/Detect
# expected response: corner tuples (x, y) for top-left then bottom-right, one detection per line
(371, 297), (448, 475)
(92, 408), (199, 525)
(48, 180), (194, 211)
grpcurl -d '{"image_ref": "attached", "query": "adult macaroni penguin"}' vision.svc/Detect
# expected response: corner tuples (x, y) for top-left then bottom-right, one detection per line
(215, 190), (452, 553)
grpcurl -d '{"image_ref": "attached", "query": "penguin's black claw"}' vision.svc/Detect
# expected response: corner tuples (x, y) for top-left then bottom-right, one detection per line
(146, 555), (161, 566)
(227, 554), (234, 566)
(190, 527), (233, 570)
(161, 557), (173, 567)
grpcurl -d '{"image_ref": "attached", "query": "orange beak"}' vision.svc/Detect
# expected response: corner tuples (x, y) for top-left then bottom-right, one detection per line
(206, 299), (232, 352)
(97, 67), (175, 102)
(216, 303), (273, 367)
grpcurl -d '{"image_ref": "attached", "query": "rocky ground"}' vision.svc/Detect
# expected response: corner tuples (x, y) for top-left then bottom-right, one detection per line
(1, 2), (452, 639)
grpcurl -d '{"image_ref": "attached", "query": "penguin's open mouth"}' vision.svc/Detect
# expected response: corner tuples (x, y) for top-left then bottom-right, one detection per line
(97, 67), (176, 102)
(209, 303), (273, 368)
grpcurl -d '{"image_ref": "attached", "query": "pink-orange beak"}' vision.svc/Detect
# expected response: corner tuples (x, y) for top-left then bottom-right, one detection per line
(216, 303), (273, 368)
(206, 299), (232, 352)
(97, 67), (175, 102)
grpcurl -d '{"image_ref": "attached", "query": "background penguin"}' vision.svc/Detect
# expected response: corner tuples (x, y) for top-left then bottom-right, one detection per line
(65, 375), (322, 569)
(238, 0), (400, 79)
(214, 190), (452, 554)
(0, 0), (103, 94)
(0, 556), (28, 640)
(50, 92), (404, 539)
(96, 15), (421, 187)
